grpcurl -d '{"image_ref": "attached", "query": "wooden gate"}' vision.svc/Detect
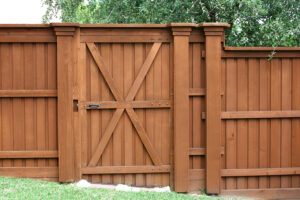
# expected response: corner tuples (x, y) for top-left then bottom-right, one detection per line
(77, 42), (172, 186)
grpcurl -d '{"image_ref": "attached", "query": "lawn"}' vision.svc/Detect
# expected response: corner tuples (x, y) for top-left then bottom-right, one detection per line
(0, 176), (235, 200)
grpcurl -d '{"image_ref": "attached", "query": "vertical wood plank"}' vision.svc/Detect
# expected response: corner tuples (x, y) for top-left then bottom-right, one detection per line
(189, 43), (193, 174)
(90, 43), (101, 183)
(12, 43), (25, 168)
(153, 44), (162, 186)
(171, 25), (191, 192)
(36, 43), (46, 169)
(47, 43), (57, 168)
(192, 43), (201, 171)
(161, 43), (170, 186)
(134, 43), (145, 186)
(73, 29), (81, 181)
(124, 43), (134, 185)
(1, 44), (13, 168)
(248, 58), (259, 189)
(100, 43), (113, 184)
(112, 43), (123, 184)
(79, 43), (88, 180)
(221, 58), (226, 190)
(270, 58), (281, 188)
(145, 43), (154, 186)
(24, 43), (35, 168)
(225, 58), (237, 190)
(259, 59), (271, 188)
(236, 58), (248, 189)
(281, 58), (292, 188)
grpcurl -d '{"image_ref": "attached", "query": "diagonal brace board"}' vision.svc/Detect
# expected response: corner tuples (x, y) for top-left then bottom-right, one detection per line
(87, 43), (123, 101)
(126, 108), (162, 165)
(88, 109), (124, 166)
(87, 42), (162, 167)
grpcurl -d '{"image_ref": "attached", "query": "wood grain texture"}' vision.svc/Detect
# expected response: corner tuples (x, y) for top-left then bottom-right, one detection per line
(173, 28), (191, 192)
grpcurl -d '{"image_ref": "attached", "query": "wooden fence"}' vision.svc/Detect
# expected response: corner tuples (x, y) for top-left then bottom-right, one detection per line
(0, 23), (299, 199)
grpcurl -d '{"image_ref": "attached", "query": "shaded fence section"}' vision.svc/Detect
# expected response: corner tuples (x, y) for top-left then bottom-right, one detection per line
(0, 23), (300, 199)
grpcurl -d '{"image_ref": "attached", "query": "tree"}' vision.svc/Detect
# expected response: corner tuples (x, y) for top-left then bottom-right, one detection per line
(42, 0), (300, 47)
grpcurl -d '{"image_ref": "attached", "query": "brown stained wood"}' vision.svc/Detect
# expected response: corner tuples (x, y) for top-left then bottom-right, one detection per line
(281, 58), (292, 188)
(189, 148), (225, 156)
(161, 43), (170, 186)
(55, 28), (76, 182)
(172, 27), (190, 192)
(86, 42), (162, 171)
(125, 43), (161, 101)
(88, 109), (124, 167)
(134, 43), (146, 187)
(189, 88), (205, 96)
(126, 108), (162, 165)
(111, 43), (123, 184)
(123, 43), (134, 185)
(205, 27), (223, 194)
(189, 169), (205, 192)
(189, 88), (224, 97)
(82, 165), (170, 174)
(87, 43), (123, 101)
(144, 43), (154, 187)
(79, 100), (171, 110)
(221, 110), (300, 119)
(100, 43), (113, 184)
(0, 90), (57, 97)
(81, 35), (170, 43)
(0, 167), (58, 178)
(0, 151), (58, 158)
(221, 168), (300, 177)
(236, 58), (248, 189)
(248, 58), (260, 189)
(0, 36), (56, 43)
(258, 58), (271, 189)
(221, 188), (300, 200)
(270, 59), (282, 188)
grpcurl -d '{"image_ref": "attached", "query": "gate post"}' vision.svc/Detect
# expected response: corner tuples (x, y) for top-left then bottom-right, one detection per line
(52, 23), (79, 182)
(170, 23), (192, 192)
(202, 23), (230, 194)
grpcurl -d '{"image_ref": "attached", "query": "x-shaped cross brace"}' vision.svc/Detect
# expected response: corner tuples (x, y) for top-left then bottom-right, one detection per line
(86, 42), (162, 167)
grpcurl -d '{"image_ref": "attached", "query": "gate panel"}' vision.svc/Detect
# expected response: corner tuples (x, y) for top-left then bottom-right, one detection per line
(79, 42), (172, 187)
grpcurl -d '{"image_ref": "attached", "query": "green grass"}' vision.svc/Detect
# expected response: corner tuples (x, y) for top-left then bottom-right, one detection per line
(0, 176), (236, 200)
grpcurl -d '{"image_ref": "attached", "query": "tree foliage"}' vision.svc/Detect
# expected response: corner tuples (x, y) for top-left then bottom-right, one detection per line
(42, 0), (300, 47)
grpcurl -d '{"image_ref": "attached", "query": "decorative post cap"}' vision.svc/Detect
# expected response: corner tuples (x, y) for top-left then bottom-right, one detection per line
(168, 23), (195, 36)
(50, 23), (80, 36)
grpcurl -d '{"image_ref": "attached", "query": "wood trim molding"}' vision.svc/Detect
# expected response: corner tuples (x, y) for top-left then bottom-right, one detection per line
(221, 167), (300, 177)
(82, 165), (170, 174)
(0, 151), (58, 159)
(0, 90), (57, 97)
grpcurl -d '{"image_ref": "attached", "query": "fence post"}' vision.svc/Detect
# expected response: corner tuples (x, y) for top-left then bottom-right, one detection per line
(202, 23), (230, 194)
(170, 23), (192, 192)
(52, 23), (79, 182)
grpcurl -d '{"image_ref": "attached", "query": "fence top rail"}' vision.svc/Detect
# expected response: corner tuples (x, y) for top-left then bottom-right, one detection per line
(0, 22), (231, 29)
(224, 46), (300, 51)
